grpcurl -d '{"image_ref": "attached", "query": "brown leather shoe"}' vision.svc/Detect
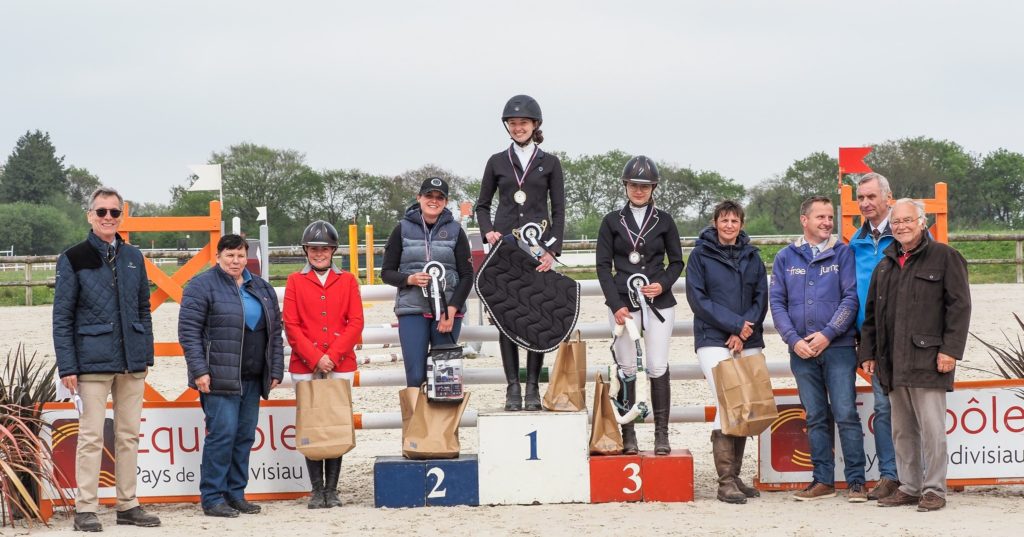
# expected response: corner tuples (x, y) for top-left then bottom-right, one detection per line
(917, 492), (946, 512)
(867, 477), (900, 501)
(793, 482), (836, 501)
(877, 488), (920, 507)
(847, 483), (868, 503)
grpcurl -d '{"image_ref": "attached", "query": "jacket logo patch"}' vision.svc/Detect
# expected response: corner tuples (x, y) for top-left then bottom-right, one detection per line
(127, 262), (137, 269)
(786, 267), (806, 276)
(818, 264), (838, 276)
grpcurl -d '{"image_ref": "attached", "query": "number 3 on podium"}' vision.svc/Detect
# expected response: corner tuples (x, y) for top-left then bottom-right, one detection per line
(622, 462), (641, 494)
(525, 430), (540, 461)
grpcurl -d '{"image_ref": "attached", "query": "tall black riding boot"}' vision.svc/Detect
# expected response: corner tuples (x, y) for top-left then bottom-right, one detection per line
(323, 456), (343, 508)
(499, 335), (522, 411)
(649, 371), (672, 455)
(305, 458), (326, 509)
(618, 377), (638, 455)
(524, 352), (544, 411)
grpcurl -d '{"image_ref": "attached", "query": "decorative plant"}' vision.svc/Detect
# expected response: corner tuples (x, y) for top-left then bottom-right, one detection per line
(965, 313), (1024, 400)
(0, 344), (71, 527)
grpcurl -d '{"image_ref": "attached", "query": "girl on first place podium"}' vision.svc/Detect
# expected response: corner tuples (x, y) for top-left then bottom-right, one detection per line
(474, 94), (566, 412)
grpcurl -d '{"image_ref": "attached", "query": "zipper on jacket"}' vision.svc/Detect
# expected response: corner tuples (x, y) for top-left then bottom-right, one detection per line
(237, 282), (245, 394)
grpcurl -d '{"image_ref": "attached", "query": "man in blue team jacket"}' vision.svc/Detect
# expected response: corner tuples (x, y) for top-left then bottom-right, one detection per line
(770, 196), (866, 502)
(847, 173), (899, 500)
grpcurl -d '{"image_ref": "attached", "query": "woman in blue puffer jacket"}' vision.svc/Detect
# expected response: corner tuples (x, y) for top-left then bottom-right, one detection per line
(685, 200), (768, 505)
(179, 234), (284, 519)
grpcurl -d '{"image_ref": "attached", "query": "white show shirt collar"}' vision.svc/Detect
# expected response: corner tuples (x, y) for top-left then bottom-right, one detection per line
(629, 204), (647, 227)
(513, 141), (536, 169)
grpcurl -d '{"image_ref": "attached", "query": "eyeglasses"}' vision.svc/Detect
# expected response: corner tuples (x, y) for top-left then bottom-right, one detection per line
(92, 208), (122, 218)
(891, 217), (921, 227)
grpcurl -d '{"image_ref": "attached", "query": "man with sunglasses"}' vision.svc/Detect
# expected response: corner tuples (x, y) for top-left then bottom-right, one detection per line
(53, 187), (161, 531)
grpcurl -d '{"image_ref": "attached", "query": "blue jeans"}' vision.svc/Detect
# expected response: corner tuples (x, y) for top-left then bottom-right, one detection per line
(199, 379), (261, 508)
(871, 373), (898, 480)
(398, 314), (463, 387)
(790, 346), (866, 486)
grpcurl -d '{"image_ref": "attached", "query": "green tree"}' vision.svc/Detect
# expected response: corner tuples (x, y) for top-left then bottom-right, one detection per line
(747, 151), (839, 234)
(209, 143), (313, 243)
(975, 149), (1024, 227)
(658, 165), (746, 234)
(65, 166), (101, 209)
(0, 131), (66, 205)
(0, 202), (79, 255)
(558, 150), (631, 231)
(865, 137), (977, 226)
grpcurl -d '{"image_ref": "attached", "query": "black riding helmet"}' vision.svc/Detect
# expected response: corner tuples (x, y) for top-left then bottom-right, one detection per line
(501, 94), (543, 124)
(301, 220), (339, 248)
(622, 155), (660, 186)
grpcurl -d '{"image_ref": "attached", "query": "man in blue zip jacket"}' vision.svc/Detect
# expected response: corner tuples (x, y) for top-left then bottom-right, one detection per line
(848, 173), (900, 500)
(53, 187), (161, 531)
(770, 196), (866, 502)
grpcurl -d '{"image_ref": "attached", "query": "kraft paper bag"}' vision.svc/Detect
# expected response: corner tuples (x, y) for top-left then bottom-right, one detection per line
(399, 386), (420, 439)
(295, 377), (356, 460)
(401, 386), (471, 460)
(589, 373), (624, 455)
(712, 352), (779, 437)
(543, 331), (588, 412)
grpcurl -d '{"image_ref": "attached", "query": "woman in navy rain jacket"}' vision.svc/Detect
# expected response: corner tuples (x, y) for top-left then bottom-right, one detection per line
(685, 200), (767, 504)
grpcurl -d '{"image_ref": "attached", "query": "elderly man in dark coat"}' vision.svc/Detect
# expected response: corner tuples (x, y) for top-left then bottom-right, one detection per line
(859, 198), (971, 513)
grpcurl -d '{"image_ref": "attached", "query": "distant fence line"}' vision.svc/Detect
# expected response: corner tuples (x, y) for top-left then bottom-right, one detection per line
(3, 233), (1023, 305)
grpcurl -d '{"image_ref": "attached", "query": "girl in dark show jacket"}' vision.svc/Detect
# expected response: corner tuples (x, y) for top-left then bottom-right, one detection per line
(596, 155), (684, 456)
(474, 94), (566, 411)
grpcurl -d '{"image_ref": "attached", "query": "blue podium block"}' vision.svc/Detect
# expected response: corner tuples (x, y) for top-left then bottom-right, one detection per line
(374, 456), (426, 508)
(424, 455), (479, 506)
(373, 455), (479, 508)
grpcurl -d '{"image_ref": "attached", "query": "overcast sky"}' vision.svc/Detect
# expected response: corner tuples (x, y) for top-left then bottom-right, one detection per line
(2, 0), (1022, 204)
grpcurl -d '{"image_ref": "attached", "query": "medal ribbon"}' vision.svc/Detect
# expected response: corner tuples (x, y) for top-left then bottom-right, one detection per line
(620, 204), (656, 255)
(507, 144), (540, 192)
(420, 216), (439, 262)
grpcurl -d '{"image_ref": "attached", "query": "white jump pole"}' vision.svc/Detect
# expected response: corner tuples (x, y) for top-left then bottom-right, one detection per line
(276, 362), (793, 389)
(354, 405), (718, 430)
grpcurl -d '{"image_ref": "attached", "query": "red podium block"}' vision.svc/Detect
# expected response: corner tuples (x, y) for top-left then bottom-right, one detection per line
(589, 454), (643, 503)
(640, 449), (694, 502)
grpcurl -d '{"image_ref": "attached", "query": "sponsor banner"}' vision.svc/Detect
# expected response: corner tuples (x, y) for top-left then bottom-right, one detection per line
(759, 381), (1024, 486)
(41, 401), (307, 501)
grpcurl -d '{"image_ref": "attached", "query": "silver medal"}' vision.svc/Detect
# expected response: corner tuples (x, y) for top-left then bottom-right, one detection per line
(628, 251), (641, 264)
(514, 189), (527, 204)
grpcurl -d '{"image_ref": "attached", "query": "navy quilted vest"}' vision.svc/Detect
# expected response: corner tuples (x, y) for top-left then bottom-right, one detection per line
(395, 207), (462, 316)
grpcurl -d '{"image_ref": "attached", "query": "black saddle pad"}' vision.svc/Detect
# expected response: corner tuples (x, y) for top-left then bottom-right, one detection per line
(474, 238), (581, 353)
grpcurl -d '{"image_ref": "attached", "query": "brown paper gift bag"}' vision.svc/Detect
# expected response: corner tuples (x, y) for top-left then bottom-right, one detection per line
(712, 352), (779, 437)
(400, 386), (471, 460)
(542, 331), (587, 411)
(589, 373), (624, 455)
(295, 377), (356, 460)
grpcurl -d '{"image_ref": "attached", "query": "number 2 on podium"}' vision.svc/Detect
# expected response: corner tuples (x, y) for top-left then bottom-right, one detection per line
(525, 430), (540, 460)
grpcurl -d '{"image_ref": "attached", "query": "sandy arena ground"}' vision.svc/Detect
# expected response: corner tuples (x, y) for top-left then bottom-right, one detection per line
(2, 284), (1023, 536)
